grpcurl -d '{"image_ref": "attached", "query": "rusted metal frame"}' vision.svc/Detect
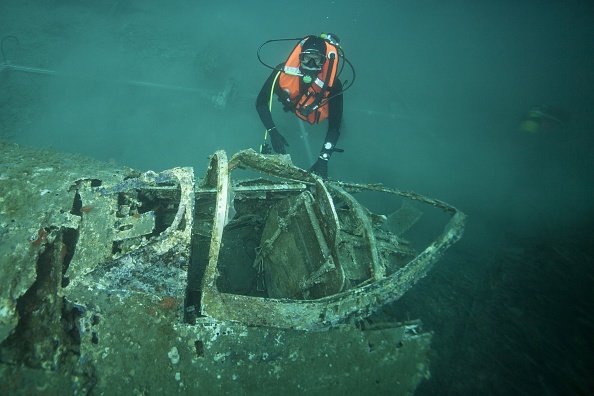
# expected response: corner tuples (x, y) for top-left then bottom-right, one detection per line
(228, 149), (319, 185)
(297, 194), (337, 295)
(200, 151), (229, 297)
(330, 185), (385, 281)
(199, 150), (466, 331)
(331, 180), (460, 215)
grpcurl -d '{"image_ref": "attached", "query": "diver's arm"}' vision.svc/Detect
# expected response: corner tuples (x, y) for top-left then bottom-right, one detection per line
(256, 66), (290, 154)
(255, 68), (282, 131)
(322, 79), (344, 155)
(310, 79), (344, 178)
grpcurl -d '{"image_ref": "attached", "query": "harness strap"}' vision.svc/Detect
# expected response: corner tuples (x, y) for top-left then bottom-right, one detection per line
(298, 53), (336, 117)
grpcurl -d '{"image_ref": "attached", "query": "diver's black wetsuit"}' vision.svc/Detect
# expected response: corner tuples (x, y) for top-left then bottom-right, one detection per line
(255, 64), (343, 150)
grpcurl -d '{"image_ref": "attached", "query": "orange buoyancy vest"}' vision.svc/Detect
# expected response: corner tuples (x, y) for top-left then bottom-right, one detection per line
(278, 38), (340, 124)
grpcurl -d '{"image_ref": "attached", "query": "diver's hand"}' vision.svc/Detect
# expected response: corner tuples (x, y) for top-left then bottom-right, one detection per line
(310, 157), (328, 179)
(269, 128), (289, 154)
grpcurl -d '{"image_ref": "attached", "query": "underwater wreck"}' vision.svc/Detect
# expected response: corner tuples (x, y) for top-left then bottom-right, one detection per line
(0, 142), (464, 394)
(1, 37), (463, 393)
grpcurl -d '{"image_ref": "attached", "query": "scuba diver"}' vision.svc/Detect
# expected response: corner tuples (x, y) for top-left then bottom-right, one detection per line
(256, 33), (352, 179)
(508, 104), (573, 238)
(518, 105), (570, 137)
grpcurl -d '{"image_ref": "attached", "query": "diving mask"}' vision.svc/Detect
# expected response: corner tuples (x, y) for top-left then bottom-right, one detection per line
(299, 50), (326, 71)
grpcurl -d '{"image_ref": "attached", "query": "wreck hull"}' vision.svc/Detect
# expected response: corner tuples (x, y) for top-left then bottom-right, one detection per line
(0, 143), (463, 394)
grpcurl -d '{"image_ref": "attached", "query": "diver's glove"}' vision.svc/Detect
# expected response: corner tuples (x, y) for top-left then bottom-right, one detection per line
(310, 157), (329, 179)
(310, 143), (334, 178)
(310, 142), (343, 179)
(268, 127), (289, 154)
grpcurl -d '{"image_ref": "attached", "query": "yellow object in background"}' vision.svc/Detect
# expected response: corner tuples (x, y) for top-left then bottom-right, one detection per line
(518, 106), (569, 135)
(519, 119), (540, 134)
